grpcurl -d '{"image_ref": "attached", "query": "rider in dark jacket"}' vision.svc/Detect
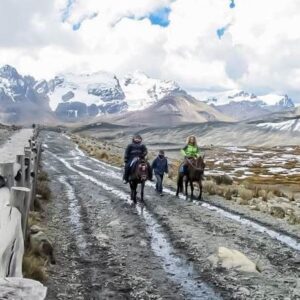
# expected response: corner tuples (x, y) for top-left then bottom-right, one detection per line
(123, 134), (152, 183)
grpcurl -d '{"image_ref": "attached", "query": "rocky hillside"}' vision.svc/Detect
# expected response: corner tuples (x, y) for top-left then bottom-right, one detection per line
(102, 91), (234, 127)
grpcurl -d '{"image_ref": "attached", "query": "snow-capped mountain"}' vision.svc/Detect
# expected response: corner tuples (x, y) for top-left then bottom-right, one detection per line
(194, 90), (295, 121)
(48, 72), (127, 119)
(0, 64), (297, 124)
(47, 70), (182, 120)
(0, 65), (53, 123)
(121, 71), (181, 111)
(0, 65), (183, 122)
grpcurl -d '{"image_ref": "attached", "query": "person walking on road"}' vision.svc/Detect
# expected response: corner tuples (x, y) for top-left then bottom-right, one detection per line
(152, 150), (169, 196)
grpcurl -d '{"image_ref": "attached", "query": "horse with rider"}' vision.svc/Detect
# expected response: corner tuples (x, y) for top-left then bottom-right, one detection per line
(176, 135), (205, 200)
(123, 134), (152, 203)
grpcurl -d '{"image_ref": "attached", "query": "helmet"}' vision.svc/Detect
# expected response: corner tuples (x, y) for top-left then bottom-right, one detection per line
(132, 134), (142, 143)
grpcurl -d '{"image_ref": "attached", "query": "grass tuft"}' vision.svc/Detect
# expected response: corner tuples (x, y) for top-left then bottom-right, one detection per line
(36, 181), (51, 201)
(23, 251), (48, 283)
(238, 186), (254, 201)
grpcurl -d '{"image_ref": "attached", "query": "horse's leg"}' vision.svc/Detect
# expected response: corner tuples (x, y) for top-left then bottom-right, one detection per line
(132, 181), (137, 203)
(129, 182), (134, 200)
(185, 178), (189, 200)
(141, 181), (145, 202)
(176, 174), (181, 196)
(198, 179), (203, 200)
(190, 181), (194, 201)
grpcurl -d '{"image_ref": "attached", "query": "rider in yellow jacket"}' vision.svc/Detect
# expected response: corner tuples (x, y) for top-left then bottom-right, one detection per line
(180, 135), (201, 175)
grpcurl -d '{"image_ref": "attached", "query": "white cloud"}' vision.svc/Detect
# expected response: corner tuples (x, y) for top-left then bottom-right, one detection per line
(0, 0), (300, 102)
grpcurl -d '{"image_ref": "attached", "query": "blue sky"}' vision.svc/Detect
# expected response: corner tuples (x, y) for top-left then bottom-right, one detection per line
(149, 7), (171, 27)
(217, 24), (231, 39)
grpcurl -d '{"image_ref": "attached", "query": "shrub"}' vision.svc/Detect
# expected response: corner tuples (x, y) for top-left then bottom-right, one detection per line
(203, 180), (217, 195)
(213, 174), (233, 185)
(23, 252), (47, 283)
(238, 186), (254, 201)
(223, 188), (233, 200)
(289, 193), (295, 202)
(37, 171), (48, 182)
(36, 181), (51, 201)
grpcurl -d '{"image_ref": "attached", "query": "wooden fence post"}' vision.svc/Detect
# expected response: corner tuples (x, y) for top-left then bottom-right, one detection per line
(0, 206), (24, 278)
(24, 147), (32, 189)
(0, 162), (15, 189)
(16, 155), (26, 187)
(10, 187), (31, 240)
(30, 143), (41, 210)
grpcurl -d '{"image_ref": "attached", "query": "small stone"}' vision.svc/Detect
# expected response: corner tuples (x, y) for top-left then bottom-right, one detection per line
(238, 287), (251, 296)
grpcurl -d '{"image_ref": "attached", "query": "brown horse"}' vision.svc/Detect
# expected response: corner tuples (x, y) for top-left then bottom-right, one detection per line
(129, 158), (150, 203)
(176, 156), (205, 200)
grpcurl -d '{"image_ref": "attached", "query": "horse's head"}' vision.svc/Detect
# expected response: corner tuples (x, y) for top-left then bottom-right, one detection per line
(196, 155), (205, 171)
(137, 160), (148, 181)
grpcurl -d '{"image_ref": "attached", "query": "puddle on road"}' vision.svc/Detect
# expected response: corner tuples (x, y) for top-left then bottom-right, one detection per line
(47, 149), (220, 299)
(136, 204), (221, 300)
(58, 175), (88, 256)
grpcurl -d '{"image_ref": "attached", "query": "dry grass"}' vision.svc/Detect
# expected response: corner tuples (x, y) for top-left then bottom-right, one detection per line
(23, 251), (47, 283)
(238, 186), (254, 202)
(28, 211), (42, 227)
(223, 187), (234, 200)
(94, 149), (109, 161)
(203, 180), (217, 195)
(38, 170), (49, 182)
(213, 174), (233, 185)
(168, 160), (180, 180)
(36, 181), (51, 201)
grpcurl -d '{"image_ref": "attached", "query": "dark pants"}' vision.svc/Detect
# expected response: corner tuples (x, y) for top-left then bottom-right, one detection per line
(180, 164), (188, 175)
(155, 174), (164, 193)
(123, 162), (131, 181)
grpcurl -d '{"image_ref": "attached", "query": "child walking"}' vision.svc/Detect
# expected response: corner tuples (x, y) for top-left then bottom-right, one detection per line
(151, 150), (168, 196)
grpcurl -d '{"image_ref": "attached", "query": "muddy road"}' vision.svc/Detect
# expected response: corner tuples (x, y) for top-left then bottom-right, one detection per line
(42, 132), (300, 300)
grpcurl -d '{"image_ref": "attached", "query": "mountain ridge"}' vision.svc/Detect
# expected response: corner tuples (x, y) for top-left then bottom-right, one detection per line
(0, 64), (297, 124)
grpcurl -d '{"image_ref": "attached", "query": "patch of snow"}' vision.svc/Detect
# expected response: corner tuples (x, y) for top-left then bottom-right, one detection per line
(267, 167), (288, 174)
(257, 119), (300, 132)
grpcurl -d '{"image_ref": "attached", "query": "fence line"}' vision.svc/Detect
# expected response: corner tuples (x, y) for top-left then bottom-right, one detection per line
(0, 126), (47, 299)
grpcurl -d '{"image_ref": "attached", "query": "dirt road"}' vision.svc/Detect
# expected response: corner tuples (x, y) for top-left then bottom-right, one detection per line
(42, 131), (300, 300)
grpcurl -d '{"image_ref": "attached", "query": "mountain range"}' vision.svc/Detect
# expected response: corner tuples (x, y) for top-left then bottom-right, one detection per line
(0, 64), (297, 125)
